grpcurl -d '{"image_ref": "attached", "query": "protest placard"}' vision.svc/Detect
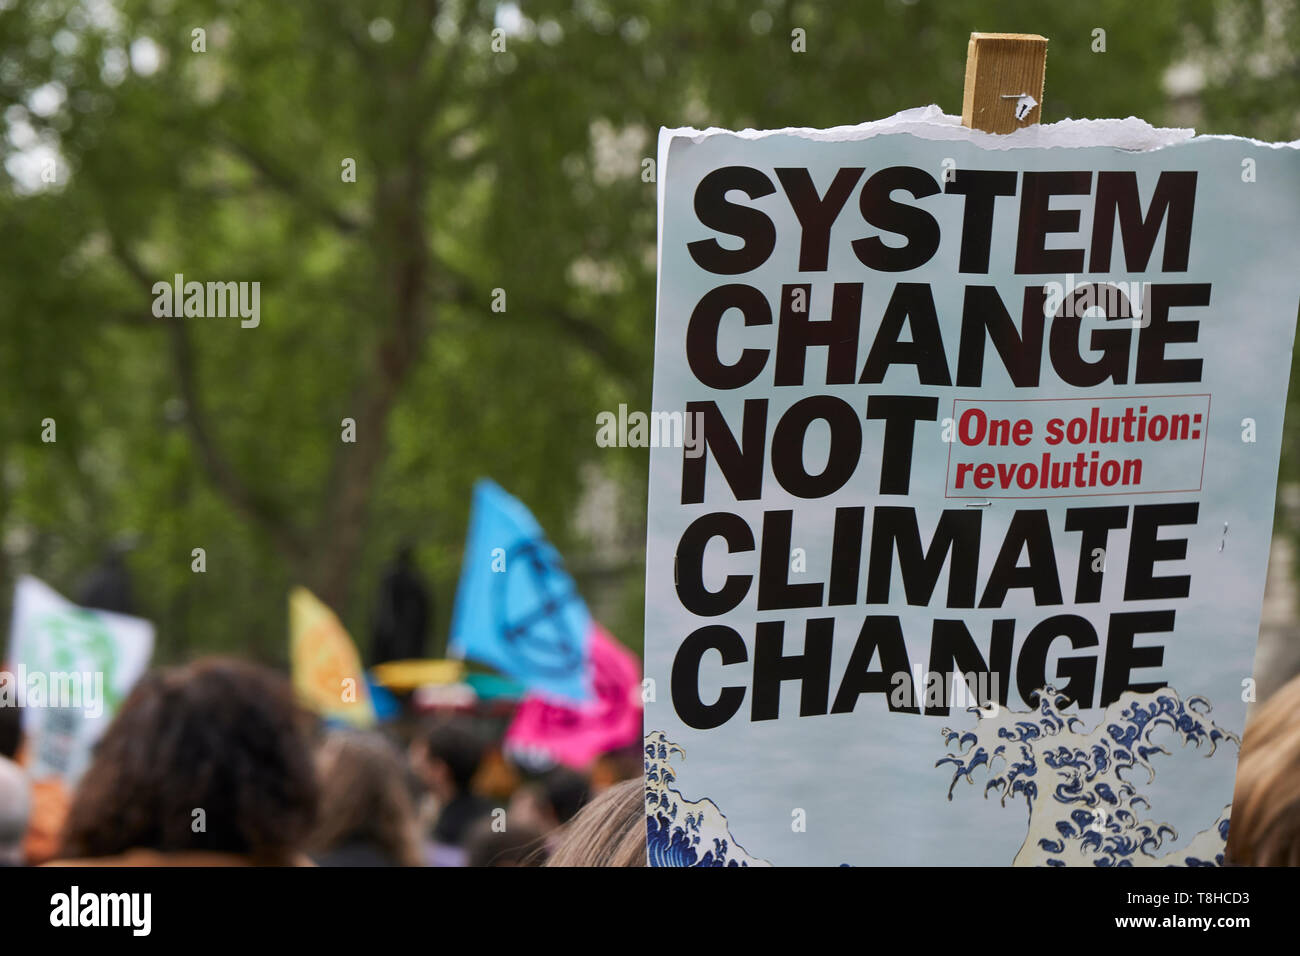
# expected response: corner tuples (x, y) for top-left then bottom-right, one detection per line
(643, 107), (1300, 865)
(6, 575), (153, 783)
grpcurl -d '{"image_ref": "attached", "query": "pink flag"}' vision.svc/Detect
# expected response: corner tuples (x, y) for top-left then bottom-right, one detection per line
(505, 623), (642, 768)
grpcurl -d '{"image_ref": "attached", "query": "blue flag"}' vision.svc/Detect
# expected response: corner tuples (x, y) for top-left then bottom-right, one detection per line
(449, 480), (592, 703)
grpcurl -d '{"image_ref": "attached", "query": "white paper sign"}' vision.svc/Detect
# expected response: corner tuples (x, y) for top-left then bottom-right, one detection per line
(643, 109), (1300, 866)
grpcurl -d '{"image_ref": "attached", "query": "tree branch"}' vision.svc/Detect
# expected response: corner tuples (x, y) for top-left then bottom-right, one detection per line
(435, 257), (640, 383)
(166, 318), (309, 561)
(109, 238), (309, 562)
(215, 134), (367, 236)
(310, 139), (433, 607)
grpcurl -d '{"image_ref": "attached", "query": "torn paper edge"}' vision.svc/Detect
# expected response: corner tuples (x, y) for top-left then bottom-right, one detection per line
(659, 105), (1300, 154)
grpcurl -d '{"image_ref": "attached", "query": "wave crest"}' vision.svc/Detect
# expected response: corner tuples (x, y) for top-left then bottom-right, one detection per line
(644, 730), (768, 867)
(936, 686), (1238, 866)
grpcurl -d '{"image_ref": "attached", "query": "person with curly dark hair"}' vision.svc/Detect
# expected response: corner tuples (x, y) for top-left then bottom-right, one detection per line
(50, 657), (319, 866)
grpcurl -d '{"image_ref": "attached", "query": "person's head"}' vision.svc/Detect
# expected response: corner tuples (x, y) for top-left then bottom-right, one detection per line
(1227, 673), (1300, 865)
(464, 817), (547, 866)
(412, 718), (485, 802)
(0, 756), (30, 865)
(309, 730), (422, 867)
(545, 777), (645, 867)
(589, 745), (643, 791)
(60, 657), (318, 864)
(509, 768), (589, 832)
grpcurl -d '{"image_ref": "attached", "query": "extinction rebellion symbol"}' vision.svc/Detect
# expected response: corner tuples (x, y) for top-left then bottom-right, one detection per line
(493, 538), (585, 679)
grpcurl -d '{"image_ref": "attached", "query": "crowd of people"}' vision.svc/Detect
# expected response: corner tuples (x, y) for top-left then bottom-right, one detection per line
(3, 649), (1300, 866)
(0, 657), (646, 868)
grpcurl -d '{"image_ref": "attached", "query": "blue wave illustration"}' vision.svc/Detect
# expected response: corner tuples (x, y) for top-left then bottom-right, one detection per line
(936, 686), (1238, 866)
(644, 730), (767, 867)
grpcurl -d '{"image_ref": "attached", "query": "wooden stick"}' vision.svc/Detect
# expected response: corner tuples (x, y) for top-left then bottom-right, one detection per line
(961, 33), (1048, 134)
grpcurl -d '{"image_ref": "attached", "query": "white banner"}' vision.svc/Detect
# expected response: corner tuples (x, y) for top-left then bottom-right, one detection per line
(6, 575), (154, 782)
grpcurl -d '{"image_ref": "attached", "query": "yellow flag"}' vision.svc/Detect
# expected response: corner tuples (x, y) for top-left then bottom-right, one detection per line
(289, 587), (375, 727)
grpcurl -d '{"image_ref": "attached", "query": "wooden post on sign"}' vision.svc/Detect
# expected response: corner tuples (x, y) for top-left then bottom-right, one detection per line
(961, 33), (1048, 134)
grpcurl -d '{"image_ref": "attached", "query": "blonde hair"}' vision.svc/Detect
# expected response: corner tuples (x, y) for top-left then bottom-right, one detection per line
(1227, 673), (1300, 866)
(545, 778), (645, 867)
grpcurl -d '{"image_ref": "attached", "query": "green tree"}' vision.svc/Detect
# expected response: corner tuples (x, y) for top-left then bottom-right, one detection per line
(0, 0), (1274, 663)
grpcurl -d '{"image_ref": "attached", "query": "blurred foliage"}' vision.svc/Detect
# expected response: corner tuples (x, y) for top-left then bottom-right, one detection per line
(0, 0), (1294, 665)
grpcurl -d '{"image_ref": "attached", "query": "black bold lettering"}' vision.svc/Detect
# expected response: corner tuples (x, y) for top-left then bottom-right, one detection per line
(757, 510), (824, 611)
(866, 507), (981, 607)
(831, 615), (918, 714)
(682, 399), (768, 504)
(1099, 610), (1171, 706)
(859, 283), (952, 386)
(675, 511), (755, 616)
(1089, 170), (1196, 272)
(979, 510), (1063, 608)
(751, 618), (834, 720)
(775, 167), (865, 271)
(687, 166), (777, 274)
(944, 169), (1018, 273)
(866, 395), (939, 495)
(1016, 615), (1099, 709)
(956, 285), (1046, 387)
(770, 396), (862, 498)
(672, 625), (748, 729)
(775, 282), (862, 386)
(686, 284), (772, 388)
(1125, 503), (1197, 600)
(852, 166), (941, 272)
(1015, 171), (1091, 274)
